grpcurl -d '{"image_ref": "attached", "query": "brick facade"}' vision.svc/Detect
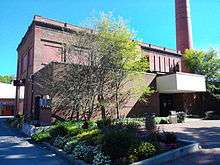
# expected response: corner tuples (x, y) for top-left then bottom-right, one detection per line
(15, 15), (202, 124)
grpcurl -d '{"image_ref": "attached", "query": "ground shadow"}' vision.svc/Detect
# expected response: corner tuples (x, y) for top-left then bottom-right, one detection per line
(175, 127), (220, 148)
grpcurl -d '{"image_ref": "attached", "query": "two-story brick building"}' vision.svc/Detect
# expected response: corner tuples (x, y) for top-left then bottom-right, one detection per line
(15, 0), (206, 124)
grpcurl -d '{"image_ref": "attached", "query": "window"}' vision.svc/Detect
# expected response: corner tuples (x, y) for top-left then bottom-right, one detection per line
(153, 56), (156, 71)
(164, 57), (166, 72)
(168, 58), (171, 72)
(159, 56), (161, 72)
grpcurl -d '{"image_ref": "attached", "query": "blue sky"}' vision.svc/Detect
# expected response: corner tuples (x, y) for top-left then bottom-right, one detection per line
(0, 0), (219, 75)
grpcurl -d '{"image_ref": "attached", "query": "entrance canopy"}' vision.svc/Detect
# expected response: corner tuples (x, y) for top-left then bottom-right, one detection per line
(156, 72), (206, 93)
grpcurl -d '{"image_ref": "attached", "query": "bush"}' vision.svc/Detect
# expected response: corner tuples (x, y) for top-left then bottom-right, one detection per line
(32, 131), (51, 142)
(204, 111), (220, 120)
(92, 151), (111, 165)
(128, 142), (156, 163)
(160, 132), (177, 144)
(6, 114), (24, 128)
(62, 120), (97, 136)
(101, 129), (137, 160)
(177, 112), (186, 123)
(96, 118), (112, 129)
(123, 121), (141, 130)
(159, 119), (169, 124)
(154, 117), (169, 124)
(63, 139), (79, 153)
(72, 142), (97, 163)
(76, 129), (102, 145)
(53, 136), (68, 149)
(49, 125), (69, 138)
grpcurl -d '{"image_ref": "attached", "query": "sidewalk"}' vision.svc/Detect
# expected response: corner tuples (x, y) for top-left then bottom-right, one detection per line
(160, 119), (220, 165)
(0, 117), (69, 165)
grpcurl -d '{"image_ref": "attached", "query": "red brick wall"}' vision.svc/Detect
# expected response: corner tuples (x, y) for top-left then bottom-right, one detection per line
(16, 24), (35, 116)
(143, 50), (182, 73)
(175, 0), (193, 53)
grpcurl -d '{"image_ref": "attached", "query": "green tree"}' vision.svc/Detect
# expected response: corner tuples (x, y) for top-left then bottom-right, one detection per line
(0, 75), (14, 84)
(184, 49), (220, 93)
(95, 14), (149, 118)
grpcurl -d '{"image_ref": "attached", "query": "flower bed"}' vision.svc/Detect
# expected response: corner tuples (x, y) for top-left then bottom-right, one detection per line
(31, 119), (185, 165)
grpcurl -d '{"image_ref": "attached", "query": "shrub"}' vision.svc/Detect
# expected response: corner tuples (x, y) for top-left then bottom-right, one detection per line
(128, 142), (156, 163)
(177, 112), (186, 123)
(159, 119), (169, 124)
(154, 117), (169, 124)
(62, 120), (97, 136)
(101, 129), (137, 160)
(137, 142), (156, 158)
(72, 142), (97, 163)
(49, 125), (69, 138)
(53, 136), (68, 149)
(160, 132), (177, 144)
(96, 118), (112, 129)
(147, 131), (160, 143)
(76, 129), (102, 145)
(32, 131), (51, 142)
(204, 111), (220, 120)
(6, 114), (24, 128)
(113, 118), (142, 128)
(63, 139), (79, 153)
(92, 151), (111, 165)
(123, 121), (141, 130)
(145, 114), (156, 132)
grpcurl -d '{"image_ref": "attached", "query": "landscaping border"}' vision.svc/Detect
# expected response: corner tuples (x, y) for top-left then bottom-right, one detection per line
(132, 139), (201, 165)
(41, 142), (88, 165)
(41, 139), (201, 165)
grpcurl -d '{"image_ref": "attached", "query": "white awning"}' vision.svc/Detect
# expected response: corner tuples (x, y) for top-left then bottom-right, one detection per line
(0, 82), (24, 99)
(156, 72), (206, 93)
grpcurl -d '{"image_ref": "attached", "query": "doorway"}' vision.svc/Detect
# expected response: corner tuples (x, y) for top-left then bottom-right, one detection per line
(160, 94), (174, 116)
(34, 96), (41, 120)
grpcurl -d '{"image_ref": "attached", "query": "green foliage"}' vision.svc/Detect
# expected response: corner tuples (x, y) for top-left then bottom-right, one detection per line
(159, 119), (169, 124)
(95, 14), (150, 118)
(112, 119), (141, 130)
(96, 118), (112, 129)
(154, 117), (169, 124)
(139, 87), (155, 104)
(31, 131), (51, 142)
(0, 75), (14, 84)
(96, 13), (148, 72)
(159, 132), (177, 144)
(53, 136), (68, 149)
(101, 129), (137, 160)
(63, 138), (79, 153)
(49, 125), (69, 137)
(31, 119), (178, 163)
(128, 142), (156, 163)
(76, 129), (103, 145)
(92, 151), (111, 165)
(184, 49), (220, 93)
(72, 142), (98, 163)
(177, 112), (187, 123)
(6, 114), (24, 128)
(96, 118), (142, 130)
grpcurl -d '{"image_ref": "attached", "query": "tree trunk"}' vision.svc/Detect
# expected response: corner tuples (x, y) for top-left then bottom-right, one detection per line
(115, 83), (120, 119)
(98, 94), (106, 119)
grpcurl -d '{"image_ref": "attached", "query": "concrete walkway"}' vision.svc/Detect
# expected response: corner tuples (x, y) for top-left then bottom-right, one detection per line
(0, 117), (69, 165)
(159, 119), (220, 165)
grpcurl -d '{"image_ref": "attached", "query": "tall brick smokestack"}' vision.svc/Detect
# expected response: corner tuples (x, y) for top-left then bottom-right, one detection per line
(175, 0), (193, 53)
